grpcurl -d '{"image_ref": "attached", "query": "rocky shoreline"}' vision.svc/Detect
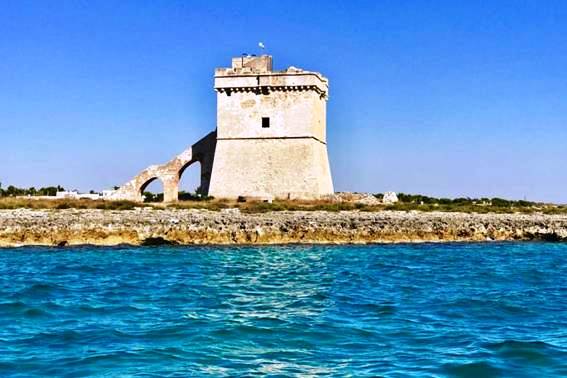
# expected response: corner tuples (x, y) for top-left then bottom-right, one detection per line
(1, 208), (567, 247)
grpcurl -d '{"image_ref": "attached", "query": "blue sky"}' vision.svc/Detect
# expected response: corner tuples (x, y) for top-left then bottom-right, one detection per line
(1, 1), (566, 202)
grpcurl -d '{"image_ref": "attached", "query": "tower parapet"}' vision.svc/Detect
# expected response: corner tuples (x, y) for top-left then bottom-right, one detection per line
(215, 55), (329, 98)
(214, 55), (328, 98)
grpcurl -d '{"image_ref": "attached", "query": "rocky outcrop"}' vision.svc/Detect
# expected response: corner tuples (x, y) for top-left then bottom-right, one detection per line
(383, 191), (399, 204)
(1, 209), (566, 247)
(328, 192), (382, 205)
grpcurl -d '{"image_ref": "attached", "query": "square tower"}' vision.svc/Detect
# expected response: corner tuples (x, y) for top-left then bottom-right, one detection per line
(208, 55), (334, 199)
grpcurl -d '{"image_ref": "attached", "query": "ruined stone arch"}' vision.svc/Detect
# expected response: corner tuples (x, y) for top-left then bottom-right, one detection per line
(178, 159), (202, 196)
(139, 176), (160, 194)
(109, 132), (216, 203)
(139, 176), (165, 202)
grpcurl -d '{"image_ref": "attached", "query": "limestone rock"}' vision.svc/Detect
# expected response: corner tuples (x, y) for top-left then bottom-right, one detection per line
(1, 209), (566, 247)
(383, 192), (399, 204)
(355, 194), (381, 206)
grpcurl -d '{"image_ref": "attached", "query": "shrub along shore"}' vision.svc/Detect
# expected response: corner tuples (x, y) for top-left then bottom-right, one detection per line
(0, 194), (566, 214)
(1, 191), (566, 246)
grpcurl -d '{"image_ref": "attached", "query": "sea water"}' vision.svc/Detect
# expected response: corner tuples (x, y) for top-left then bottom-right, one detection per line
(0, 243), (566, 377)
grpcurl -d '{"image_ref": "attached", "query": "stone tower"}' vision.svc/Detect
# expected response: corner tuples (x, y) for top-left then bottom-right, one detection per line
(208, 55), (334, 199)
(109, 55), (333, 202)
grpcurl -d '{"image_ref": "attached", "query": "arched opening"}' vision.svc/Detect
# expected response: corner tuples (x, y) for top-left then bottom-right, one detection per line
(178, 161), (202, 201)
(140, 177), (164, 203)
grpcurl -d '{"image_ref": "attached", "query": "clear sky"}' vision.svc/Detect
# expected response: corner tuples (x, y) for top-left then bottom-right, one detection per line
(1, 1), (566, 202)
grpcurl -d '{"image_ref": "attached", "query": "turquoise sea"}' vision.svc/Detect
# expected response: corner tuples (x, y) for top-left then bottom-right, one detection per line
(0, 243), (566, 377)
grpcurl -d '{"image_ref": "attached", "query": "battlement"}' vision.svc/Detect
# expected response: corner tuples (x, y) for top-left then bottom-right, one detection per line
(214, 55), (328, 97)
(231, 55), (273, 72)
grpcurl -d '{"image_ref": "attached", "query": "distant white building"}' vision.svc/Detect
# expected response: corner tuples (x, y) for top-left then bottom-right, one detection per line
(101, 190), (117, 199)
(56, 191), (80, 199)
(79, 193), (103, 200)
(56, 191), (103, 200)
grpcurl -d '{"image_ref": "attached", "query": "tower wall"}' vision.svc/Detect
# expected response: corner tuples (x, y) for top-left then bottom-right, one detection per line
(209, 138), (332, 199)
(216, 89), (326, 142)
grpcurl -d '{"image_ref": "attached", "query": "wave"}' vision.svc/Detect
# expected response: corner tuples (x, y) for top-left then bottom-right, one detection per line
(443, 361), (501, 378)
(0, 301), (52, 318)
(484, 339), (564, 364)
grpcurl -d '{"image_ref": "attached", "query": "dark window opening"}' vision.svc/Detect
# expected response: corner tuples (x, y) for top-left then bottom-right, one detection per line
(262, 117), (270, 128)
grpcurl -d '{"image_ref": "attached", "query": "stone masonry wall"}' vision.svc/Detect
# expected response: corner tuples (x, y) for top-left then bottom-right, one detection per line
(208, 138), (333, 199)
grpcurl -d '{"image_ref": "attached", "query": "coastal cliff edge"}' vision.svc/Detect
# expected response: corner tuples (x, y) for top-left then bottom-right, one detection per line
(1, 209), (567, 247)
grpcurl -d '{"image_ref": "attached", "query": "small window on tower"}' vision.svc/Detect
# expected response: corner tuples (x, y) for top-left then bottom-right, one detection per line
(262, 117), (270, 128)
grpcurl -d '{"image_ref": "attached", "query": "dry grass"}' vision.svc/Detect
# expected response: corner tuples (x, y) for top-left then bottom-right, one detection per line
(1, 196), (566, 215)
(382, 202), (567, 215)
(168, 198), (379, 213)
(0, 197), (143, 210)
(172, 198), (567, 214)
